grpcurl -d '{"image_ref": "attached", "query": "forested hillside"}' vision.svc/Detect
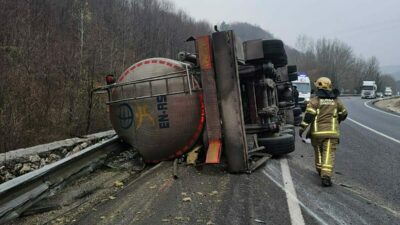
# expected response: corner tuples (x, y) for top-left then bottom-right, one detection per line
(290, 36), (399, 93)
(220, 22), (274, 41)
(0, 0), (211, 152)
(221, 23), (397, 94)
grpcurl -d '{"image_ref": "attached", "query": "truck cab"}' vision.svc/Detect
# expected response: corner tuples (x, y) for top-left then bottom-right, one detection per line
(361, 81), (377, 99)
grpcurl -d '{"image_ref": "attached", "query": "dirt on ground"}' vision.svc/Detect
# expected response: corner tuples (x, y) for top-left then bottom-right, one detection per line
(9, 148), (146, 225)
(374, 97), (400, 114)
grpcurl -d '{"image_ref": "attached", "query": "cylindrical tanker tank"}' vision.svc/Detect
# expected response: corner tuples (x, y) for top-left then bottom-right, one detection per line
(109, 58), (204, 162)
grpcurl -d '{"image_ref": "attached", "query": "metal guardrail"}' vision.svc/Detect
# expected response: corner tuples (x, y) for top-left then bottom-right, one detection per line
(0, 130), (115, 162)
(0, 136), (128, 224)
(340, 94), (360, 96)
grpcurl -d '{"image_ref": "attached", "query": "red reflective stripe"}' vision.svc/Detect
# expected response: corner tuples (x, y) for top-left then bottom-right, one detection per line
(118, 59), (182, 82)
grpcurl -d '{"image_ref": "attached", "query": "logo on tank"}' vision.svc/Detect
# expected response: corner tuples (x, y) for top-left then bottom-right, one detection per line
(134, 103), (155, 129)
(117, 103), (134, 129)
(117, 102), (157, 130)
(157, 95), (169, 128)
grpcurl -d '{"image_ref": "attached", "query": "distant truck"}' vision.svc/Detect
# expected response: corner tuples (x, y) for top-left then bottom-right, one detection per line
(361, 81), (377, 99)
(384, 87), (393, 96)
(292, 73), (311, 111)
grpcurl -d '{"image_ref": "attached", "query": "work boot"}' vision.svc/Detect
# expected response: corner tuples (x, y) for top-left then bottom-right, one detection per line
(321, 176), (332, 187)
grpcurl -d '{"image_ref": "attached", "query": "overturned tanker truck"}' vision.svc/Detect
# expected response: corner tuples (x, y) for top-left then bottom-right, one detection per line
(95, 30), (300, 173)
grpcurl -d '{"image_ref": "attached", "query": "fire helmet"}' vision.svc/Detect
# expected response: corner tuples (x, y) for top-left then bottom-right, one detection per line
(314, 77), (332, 91)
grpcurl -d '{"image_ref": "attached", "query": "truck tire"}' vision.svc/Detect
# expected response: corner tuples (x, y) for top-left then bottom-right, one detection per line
(279, 89), (293, 102)
(294, 115), (302, 126)
(279, 95), (293, 102)
(282, 124), (294, 131)
(281, 125), (295, 141)
(285, 109), (294, 125)
(279, 101), (294, 108)
(258, 133), (295, 155)
(262, 39), (288, 68)
(281, 128), (295, 137)
(293, 107), (302, 117)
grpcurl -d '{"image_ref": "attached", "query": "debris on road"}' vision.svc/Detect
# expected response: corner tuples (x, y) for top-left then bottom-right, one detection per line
(302, 138), (311, 144)
(182, 197), (192, 202)
(209, 190), (219, 196)
(339, 184), (353, 188)
(114, 180), (124, 188)
(255, 219), (267, 224)
(186, 145), (202, 165)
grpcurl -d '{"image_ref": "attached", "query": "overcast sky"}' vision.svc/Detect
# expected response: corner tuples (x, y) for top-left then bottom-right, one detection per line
(170, 0), (400, 66)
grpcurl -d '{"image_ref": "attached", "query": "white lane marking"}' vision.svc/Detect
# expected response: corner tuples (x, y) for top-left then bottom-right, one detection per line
(364, 100), (400, 118)
(262, 169), (329, 225)
(280, 158), (306, 225)
(347, 117), (400, 144)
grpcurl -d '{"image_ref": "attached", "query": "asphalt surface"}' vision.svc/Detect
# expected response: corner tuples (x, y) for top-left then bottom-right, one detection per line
(279, 96), (400, 224)
(339, 97), (400, 212)
(13, 97), (399, 225)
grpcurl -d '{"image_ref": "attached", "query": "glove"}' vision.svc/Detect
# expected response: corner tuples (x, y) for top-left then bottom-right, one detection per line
(298, 128), (304, 138)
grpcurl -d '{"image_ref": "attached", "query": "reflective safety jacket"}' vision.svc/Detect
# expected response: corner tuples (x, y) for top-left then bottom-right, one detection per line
(300, 95), (347, 139)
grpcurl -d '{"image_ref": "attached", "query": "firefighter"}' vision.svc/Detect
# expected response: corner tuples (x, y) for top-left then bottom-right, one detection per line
(299, 77), (347, 187)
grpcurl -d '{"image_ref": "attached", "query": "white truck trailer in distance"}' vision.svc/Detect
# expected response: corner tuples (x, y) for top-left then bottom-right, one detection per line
(361, 81), (377, 99)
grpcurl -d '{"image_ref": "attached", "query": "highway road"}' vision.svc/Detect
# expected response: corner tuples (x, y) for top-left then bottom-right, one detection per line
(11, 97), (400, 225)
(260, 96), (400, 225)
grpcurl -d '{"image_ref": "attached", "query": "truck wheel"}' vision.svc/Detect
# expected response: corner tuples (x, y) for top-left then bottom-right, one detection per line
(285, 109), (294, 125)
(281, 128), (295, 137)
(262, 39), (288, 68)
(282, 124), (294, 131)
(279, 101), (294, 108)
(279, 90), (293, 102)
(293, 107), (302, 117)
(279, 95), (293, 102)
(281, 125), (295, 139)
(258, 133), (295, 155)
(294, 115), (302, 126)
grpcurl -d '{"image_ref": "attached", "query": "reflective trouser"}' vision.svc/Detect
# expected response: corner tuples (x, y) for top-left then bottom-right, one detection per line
(311, 138), (338, 177)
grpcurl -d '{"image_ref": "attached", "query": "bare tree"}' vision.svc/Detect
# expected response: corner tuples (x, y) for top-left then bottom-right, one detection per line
(0, 0), (211, 152)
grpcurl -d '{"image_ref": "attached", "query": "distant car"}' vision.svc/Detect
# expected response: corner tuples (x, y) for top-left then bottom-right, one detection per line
(376, 92), (383, 98)
(384, 87), (392, 96)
